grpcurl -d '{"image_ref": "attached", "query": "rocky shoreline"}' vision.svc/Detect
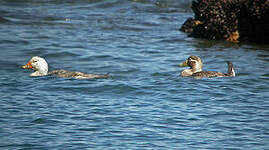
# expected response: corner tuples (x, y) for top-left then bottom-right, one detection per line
(180, 0), (268, 44)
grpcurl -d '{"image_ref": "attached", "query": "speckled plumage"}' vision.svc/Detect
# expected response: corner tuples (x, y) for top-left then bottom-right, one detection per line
(48, 69), (109, 79)
(179, 56), (235, 78)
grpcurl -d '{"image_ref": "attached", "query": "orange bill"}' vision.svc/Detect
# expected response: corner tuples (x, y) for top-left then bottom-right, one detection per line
(179, 60), (188, 67)
(22, 61), (33, 69)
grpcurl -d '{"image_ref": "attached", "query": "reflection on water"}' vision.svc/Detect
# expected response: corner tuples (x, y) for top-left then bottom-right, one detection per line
(0, 0), (269, 149)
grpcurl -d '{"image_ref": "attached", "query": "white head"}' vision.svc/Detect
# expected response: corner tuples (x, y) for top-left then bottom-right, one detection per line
(22, 56), (48, 76)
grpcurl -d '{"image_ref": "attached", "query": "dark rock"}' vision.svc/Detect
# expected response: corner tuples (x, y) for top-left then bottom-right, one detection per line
(180, 0), (269, 44)
(180, 17), (202, 33)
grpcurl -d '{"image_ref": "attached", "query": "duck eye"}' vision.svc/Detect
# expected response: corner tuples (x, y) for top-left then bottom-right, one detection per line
(33, 60), (38, 63)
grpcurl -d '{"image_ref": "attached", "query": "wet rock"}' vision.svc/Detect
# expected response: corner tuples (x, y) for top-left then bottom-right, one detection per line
(180, 0), (269, 44)
(180, 18), (202, 33)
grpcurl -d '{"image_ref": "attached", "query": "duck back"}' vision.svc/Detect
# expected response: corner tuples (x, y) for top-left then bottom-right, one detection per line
(48, 69), (109, 79)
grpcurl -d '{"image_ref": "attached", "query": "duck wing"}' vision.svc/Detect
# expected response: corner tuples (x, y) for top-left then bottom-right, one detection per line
(48, 69), (109, 79)
(192, 71), (226, 78)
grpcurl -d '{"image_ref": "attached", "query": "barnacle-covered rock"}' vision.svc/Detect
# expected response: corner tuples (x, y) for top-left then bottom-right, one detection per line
(180, 0), (269, 44)
(180, 18), (202, 33)
(238, 0), (269, 43)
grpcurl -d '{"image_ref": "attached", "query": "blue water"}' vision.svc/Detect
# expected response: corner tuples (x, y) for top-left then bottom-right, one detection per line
(1, 0), (269, 149)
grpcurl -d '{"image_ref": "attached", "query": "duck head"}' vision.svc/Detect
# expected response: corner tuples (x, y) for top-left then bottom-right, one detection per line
(22, 56), (48, 76)
(179, 56), (203, 76)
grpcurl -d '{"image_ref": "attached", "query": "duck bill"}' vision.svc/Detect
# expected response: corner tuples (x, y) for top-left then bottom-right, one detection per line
(179, 60), (188, 67)
(22, 61), (33, 69)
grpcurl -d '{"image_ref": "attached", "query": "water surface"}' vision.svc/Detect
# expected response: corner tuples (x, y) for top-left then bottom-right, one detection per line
(1, 0), (269, 149)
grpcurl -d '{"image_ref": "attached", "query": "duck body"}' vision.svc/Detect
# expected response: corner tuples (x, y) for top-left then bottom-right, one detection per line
(48, 69), (109, 79)
(179, 56), (235, 78)
(22, 56), (109, 79)
(191, 71), (229, 78)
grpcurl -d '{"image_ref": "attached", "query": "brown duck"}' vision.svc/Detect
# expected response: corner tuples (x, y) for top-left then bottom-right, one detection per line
(179, 56), (235, 78)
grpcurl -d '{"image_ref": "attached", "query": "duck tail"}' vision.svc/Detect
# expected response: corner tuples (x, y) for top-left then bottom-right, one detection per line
(226, 61), (235, 77)
(100, 73), (110, 78)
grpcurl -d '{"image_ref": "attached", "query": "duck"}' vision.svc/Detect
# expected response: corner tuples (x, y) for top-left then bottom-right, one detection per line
(179, 56), (235, 78)
(22, 56), (109, 79)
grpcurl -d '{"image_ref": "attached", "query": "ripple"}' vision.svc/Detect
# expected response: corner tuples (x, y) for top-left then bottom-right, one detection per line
(0, 16), (10, 23)
(1, 0), (269, 149)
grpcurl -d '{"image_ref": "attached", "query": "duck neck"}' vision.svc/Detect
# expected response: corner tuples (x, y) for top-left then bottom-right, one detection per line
(31, 66), (48, 76)
(192, 64), (202, 73)
(181, 69), (194, 76)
